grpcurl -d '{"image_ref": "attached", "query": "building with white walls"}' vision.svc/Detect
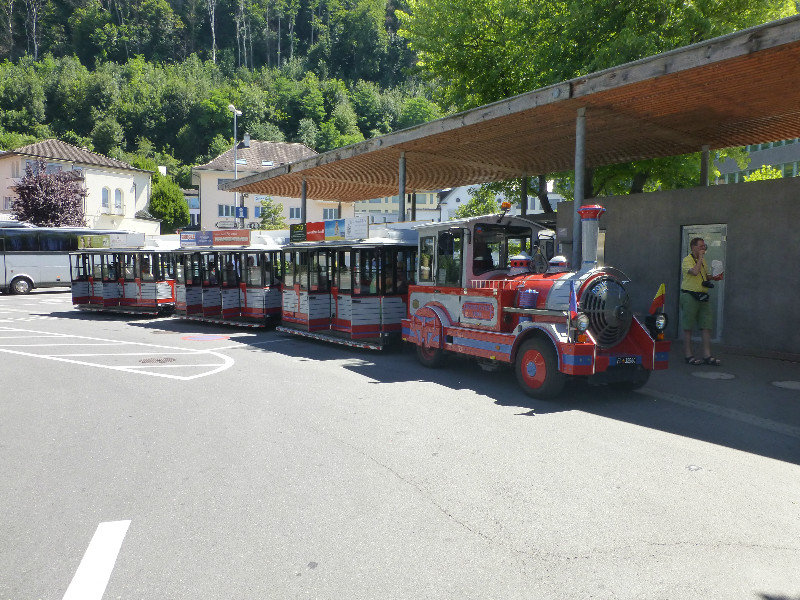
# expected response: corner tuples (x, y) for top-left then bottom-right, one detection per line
(0, 139), (158, 233)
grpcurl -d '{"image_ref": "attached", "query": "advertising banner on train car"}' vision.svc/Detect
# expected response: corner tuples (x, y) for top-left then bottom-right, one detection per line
(344, 217), (369, 240)
(180, 232), (198, 247)
(78, 235), (110, 249)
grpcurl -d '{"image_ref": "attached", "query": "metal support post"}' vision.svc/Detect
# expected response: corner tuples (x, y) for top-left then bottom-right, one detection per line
(301, 179), (307, 224)
(700, 145), (710, 187)
(398, 152), (406, 222)
(572, 108), (586, 269)
(520, 176), (528, 216)
(411, 193), (417, 221)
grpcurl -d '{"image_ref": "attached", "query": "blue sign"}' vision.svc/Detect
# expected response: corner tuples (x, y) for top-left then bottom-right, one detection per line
(235, 207), (248, 218)
(196, 231), (213, 246)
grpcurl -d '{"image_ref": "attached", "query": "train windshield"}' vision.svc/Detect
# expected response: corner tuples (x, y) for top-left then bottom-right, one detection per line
(472, 224), (535, 274)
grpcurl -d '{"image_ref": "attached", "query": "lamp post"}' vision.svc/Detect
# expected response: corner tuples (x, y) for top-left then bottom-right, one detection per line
(228, 103), (243, 228)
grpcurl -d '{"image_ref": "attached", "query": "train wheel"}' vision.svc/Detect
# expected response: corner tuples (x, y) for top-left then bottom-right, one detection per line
(515, 338), (565, 398)
(416, 344), (445, 368)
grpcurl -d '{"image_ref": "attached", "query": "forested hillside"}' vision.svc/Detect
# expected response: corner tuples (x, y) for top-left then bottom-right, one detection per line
(0, 0), (439, 186)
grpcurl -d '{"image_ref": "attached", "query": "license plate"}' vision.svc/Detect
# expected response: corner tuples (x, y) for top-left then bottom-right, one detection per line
(616, 357), (637, 365)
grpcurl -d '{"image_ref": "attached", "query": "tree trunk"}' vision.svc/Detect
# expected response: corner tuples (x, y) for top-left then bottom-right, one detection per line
(630, 171), (649, 194)
(538, 175), (553, 212)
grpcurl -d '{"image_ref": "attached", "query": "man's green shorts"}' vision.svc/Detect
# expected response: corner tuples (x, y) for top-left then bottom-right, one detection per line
(680, 292), (713, 331)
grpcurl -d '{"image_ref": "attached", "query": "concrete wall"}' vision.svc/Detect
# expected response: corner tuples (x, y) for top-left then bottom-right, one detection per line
(557, 177), (800, 357)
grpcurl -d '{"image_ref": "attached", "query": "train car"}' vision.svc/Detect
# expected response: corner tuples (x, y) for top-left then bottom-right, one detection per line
(277, 224), (417, 349)
(70, 247), (178, 315)
(402, 205), (670, 398)
(173, 242), (283, 327)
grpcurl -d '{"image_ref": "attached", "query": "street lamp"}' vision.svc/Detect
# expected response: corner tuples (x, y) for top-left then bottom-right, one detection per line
(228, 103), (243, 228)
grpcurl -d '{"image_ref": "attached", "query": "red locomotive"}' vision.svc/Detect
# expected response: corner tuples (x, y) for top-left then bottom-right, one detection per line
(402, 205), (670, 397)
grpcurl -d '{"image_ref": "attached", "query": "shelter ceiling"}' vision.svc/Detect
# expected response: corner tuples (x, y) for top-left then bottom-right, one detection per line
(226, 17), (800, 202)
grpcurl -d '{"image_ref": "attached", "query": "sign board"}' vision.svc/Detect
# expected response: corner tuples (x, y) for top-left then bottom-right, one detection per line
(109, 233), (145, 248)
(290, 224), (306, 242)
(180, 232), (198, 247)
(235, 207), (247, 218)
(344, 217), (369, 240)
(212, 229), (251, 246)
(324, 219), (345, 241)
(306, 221), (325, 241)
(196, 231), (213, 246)
(78, 235), (110, 249)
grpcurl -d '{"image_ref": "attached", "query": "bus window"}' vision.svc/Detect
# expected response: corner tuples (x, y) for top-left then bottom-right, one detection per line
(437, 230), (463, 287)
(3, 230), (39, 252)
(419, 236), (435, 282)
(40, 231), (76, 252)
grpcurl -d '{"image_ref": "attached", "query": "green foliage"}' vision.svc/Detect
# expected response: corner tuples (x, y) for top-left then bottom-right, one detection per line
(258, 197), (287, 229)
(743, 165), (783, 182)
(397, 96), (442, 129)
(452, 187), (500, 219)
(399, 0), (797, 195)
(91, 117), (124, 155)
(149, 175), (189, 233)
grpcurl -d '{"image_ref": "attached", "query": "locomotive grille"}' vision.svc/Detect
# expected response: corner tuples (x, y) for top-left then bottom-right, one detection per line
(580, 276), (632, 348)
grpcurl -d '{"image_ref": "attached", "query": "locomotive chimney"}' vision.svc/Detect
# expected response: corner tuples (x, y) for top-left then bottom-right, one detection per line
(577, 204), (606, 271)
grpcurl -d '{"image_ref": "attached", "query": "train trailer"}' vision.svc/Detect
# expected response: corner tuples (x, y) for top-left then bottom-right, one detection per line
(402, 205), (670, 398)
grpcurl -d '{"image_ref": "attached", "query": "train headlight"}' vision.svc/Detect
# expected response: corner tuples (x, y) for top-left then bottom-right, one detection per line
(574, 313), (590, 332)
(655, 314), (667, 331)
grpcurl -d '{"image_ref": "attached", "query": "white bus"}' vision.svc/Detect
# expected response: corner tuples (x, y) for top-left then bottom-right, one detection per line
(0, 225), (120, 294)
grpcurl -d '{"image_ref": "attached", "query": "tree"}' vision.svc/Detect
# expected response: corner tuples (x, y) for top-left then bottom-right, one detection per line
(452, 186), (499, 219)
(148, 174), (189, 233)
(398, 0), (797, 194)
(743, 165), (783, 182)
(258, 196), (286, 229)
(12, 158), (87, 226)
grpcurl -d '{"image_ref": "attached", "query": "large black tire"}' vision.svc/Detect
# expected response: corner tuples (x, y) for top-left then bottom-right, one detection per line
(416, 343), (446, 368)
(514, 337), (566, 398)
(10, 277), (32, 295)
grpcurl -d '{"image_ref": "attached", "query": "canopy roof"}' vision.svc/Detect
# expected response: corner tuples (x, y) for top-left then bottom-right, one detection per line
(225, 16), (800, 202)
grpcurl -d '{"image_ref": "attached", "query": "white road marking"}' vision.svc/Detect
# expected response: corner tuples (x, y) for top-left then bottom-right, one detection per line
(0, 326), (234, 381)
(639, 388), (800, 439)
(0, 342), (124, 347)
(62, 520), (130, 600)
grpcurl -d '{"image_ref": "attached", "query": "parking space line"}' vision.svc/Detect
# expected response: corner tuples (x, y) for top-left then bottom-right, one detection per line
(0, 342), (125, 347)
(62, 520), (130, 600)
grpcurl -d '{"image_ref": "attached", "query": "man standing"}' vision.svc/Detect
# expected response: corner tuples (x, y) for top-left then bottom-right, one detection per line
(681, 237), (723, 366)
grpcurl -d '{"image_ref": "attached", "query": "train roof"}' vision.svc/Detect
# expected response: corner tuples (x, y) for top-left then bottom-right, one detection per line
(413, 213), (553, 233)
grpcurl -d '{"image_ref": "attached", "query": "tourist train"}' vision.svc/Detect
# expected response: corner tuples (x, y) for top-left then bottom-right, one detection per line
(70, 206), (670, 397)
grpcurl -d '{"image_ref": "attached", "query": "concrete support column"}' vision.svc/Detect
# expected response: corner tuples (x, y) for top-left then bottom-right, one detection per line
(700, 145), (710, 187)
(337, 201), (342, 218)
(520, 176), (528, 216)
(572, 108), (587, 269)
(398, 152), (406, 222)
(301, 179), (307, 224)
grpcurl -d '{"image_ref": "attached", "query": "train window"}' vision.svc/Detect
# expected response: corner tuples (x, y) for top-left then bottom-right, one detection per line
(283, 251), (294, 287)
(175, 256), (186, 284)
(310, 251), (331, 292)
(353, 249), (377, 296)
(221, 254), (238, 287)
(71, 255), (88, 281)
(90, 254), (103, 279)
(157, 253), (175, 280)
(473, 225), (502, 274)
(102, 254), (117, 281)
(295, 251), (309, 291)
(122, 254), (136, 281)
(336, 250), (352, 292)
(188, 254), (202, 285)
(437, 230), (463, 287)
(245, 253), (264, 286)
(141, 255), (154, 281)
(419, 236), (435, 282)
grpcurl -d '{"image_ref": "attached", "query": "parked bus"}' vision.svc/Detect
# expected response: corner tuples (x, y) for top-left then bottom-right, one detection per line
(0, 225), (124, 294)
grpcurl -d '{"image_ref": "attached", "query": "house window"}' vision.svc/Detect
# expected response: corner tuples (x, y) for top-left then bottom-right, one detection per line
(323, 208), (337, 220)
(3, 197), (13, 210)
(11, 162), (20, 178)
(218, 204), (225, 216)
(114, 189), (123, 212)
(102, 188), (110, 209)
(236, 158), (247, 165)
(254, 206), (262, 218)
(289, 207), (301, 219)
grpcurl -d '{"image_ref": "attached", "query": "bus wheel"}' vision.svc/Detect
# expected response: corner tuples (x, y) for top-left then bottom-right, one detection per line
(10, 277), (32, 295)
(416, 344), (445, 368)
(515, 338), (565, 398)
